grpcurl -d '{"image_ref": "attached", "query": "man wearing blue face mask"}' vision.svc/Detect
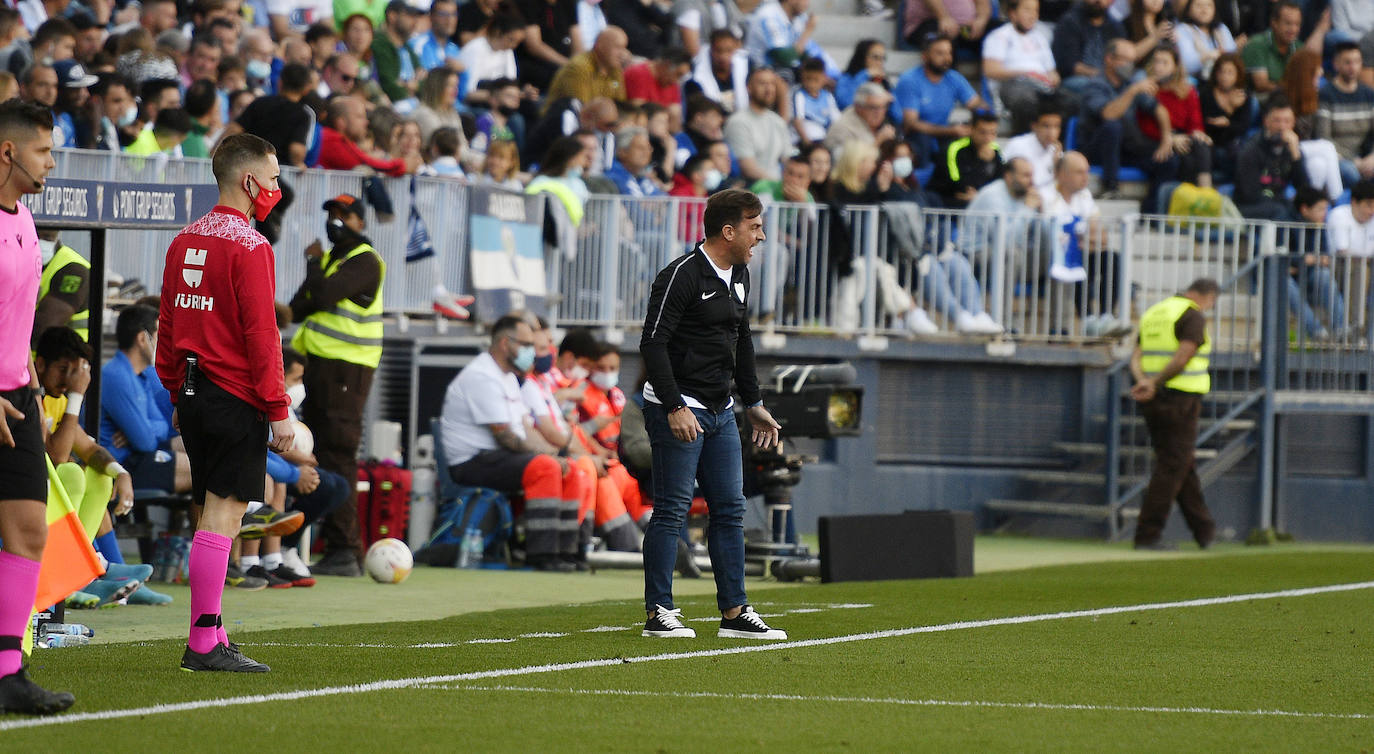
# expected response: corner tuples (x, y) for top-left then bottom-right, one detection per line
(288, 194), (385, 577)
(440, 314), (590, 572)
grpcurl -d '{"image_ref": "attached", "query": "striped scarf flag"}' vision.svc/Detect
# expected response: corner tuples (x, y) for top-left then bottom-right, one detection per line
(406, 177), (434, 262)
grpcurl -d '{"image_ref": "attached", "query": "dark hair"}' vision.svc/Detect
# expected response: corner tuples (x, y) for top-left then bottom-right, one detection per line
(972, 109), (998, 127)
(680, 153), (711, 177)
(657, 46), (691, 67)
(20, 63), (54, 88)
(1034, 101), (1063, 122)
(139, 77), (180, 106)
(153, 107), (192, 135)
(188, 34), (219, 54)
(1207, 52), (1248, 92)
(429, 126), (460, 157)
(305, 22), (337, 44)
(35, 326), (92, 364)
(1261, 92), (1292, 119)
(1292, 186), (1327, 210)
(844, 39), (883, 76)
(1332, 41), (1362, 60)
(217, 54), (245, 77)
(483, 76), (520, 91)
(489, 313), (528, 345)
(184, 79), (217, 118)
(785, 153), (811, 169)
(116, 305), (158, 350)
(91, 72), (131, 98)
(1353, 179), (1374, 203)
(558, 328), (599, 358)
(703, 188), (763, 238)
(641, 101), (668, 120)
(33, 17), (76, 50)
(1186, 278), (1220, 296)
(0, 98), (53, 146)
(0, 9), (19, 41)
(282, 347), (307, 373)
(708, 28), (740, 46)
(591, 341), (620, 360)
(539, 135), (586, 177)
(800, 56), (826, 75)
(1273, 0), (1302, 19)
(685, 93), (725, 123)
(211, 132), (276, 187)
(485, 13), (526, 36)
(279, 62), (312, 93)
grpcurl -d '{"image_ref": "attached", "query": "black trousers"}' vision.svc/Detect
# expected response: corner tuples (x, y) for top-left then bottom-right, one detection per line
(299, 355), (374, 559)
(1135, 388), (1216, 546)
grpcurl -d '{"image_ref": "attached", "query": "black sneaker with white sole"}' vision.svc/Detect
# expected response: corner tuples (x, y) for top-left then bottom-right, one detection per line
(718, 606), (788, 640)
(180, 644), (270, 672)
(642, 604), (696, 638)
(0, 668), (75, 715)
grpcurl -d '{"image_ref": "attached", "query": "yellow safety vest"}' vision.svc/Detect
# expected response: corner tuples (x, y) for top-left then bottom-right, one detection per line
(291, 242), (385, 368)
(37, 245), (90, 341)
(526, 176), (584, 226)
(1139, 295), (1211, 394)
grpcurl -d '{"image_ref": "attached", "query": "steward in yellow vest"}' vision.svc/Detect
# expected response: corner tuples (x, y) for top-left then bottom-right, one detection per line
(287, 193), (383, 576)
(1128, 278), (1220, 551)
(34, 234), (90, 344)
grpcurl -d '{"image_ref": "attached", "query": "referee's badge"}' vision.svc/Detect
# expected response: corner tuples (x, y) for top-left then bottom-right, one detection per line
(735, 282), (745, 302)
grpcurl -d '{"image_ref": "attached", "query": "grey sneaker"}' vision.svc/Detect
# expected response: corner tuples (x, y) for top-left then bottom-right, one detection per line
(224, 565), (267, 591)
(311, 550), (363, 577)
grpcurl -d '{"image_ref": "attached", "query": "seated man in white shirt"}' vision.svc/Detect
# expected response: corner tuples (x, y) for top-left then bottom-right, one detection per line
(1038, 151), (1129, 336)
(439, 314), (590, 572)
(1326, 179), (1374, 333)
(1000, 105), (1063, 189)
(456, 13), (526, 104)
(981, 0), (1060, 132)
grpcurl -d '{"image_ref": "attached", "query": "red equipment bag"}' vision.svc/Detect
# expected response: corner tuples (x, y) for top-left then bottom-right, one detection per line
(357, 461), (412, 548)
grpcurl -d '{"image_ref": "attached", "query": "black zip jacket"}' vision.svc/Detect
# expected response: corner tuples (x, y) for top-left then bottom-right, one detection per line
(639, 244), (761, 413)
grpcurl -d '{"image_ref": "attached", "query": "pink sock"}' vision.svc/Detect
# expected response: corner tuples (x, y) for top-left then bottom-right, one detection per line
(187, 531), (232, 654)
(0, 551), (41, 676)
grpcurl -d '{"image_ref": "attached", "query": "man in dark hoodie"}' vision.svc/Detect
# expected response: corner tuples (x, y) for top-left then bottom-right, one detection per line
(1234, 94), (1312, 221)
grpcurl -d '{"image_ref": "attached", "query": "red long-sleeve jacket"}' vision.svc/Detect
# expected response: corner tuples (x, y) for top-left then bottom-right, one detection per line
(317, 127), (408, 176)
(156, 206), (289, 421)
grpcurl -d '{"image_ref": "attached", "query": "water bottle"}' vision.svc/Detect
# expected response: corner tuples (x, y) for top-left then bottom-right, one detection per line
(43, 623), (93, 638)
(458, 527), (483, 569)
(40, 634), (90, 648)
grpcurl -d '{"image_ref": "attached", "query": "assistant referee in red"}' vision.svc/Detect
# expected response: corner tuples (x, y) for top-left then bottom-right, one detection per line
(157, 133), (294, 673)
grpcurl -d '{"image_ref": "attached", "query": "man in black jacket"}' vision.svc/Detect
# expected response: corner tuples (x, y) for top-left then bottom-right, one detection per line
(638, 188), (786, 641)
(1234, 94), (1310, 221)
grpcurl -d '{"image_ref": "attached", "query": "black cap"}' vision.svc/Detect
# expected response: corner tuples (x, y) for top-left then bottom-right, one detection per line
(323, 194), (366, 218)
(385, 0), (425, 14)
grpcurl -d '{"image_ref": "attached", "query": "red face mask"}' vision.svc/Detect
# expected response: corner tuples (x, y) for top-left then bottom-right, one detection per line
(245, 175), (282, 221)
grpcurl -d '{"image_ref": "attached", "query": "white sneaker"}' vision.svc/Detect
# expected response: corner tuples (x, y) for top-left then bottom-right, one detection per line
(904, 308), (939, 335)
(432, 284), (474, 320)
(643, 604), (696, 638)
(955, 310), (983, 334)
(282, 547), (311, 578)
(969, 311), (1004, 334)
(862, 0), (895, 17)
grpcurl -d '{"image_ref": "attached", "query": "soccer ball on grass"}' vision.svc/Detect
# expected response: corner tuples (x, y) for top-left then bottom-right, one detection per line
(364, 538), (413, 584)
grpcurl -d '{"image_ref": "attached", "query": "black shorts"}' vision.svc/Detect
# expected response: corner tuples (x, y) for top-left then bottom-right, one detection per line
(125, 449), (176, 493)
(178, 374), (267, 506)
(0, 386), (46, 502)
(449, 449), (538, 495)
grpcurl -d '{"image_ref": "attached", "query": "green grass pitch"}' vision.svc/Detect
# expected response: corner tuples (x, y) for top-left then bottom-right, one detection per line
(1, 544), (1371, 752)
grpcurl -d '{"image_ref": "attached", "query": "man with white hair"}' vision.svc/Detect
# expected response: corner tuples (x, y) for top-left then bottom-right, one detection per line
(605, 126), (665, 196)
(238, 28), (277, 94)
(823, 81), (897, 161)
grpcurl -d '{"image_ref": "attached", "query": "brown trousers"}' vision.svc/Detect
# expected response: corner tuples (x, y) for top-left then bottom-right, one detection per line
(1135, 388), (1216, 546)
(300, 355), (374, 559)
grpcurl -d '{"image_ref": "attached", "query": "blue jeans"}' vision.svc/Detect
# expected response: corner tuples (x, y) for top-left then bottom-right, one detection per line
(1287, 267), (1345, 337)
(642, 403), (748, 614)
(923, 253), (985, 319)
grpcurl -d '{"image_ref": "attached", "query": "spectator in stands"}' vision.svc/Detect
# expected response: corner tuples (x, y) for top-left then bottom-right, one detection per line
(458, 0), (503, 45)
(306, 23), (338, 69)
(704, 138), (740, 189)
(671, 0), (743, 60)
(1130, 46), (1214, 205)
(29, 18), (77, 70)
(19, 64), (57, 112)
(601, 0), (675, 60)
(80, 73), (135, 150)
(1001, 104), (1063, 188)
(472, 77), (523, 158)
(1329, 178), (1374, 262)
(318, 95), (414, 174)
(232, 62), (315, 168)
(419, 126), (467, 178)
(527, 135), (591, 224)
(1175, 0), (1233, 78)
(138, 77), (181, 125)
(1077, 38), (1149, 197)
(100, 305), (191, 496)
(1125, 0), (1173, 65)
(546, 26), (628, 108)
(747, 0), (834, 78)
(180, 36), (221, 91)
(724, 68), (791, 182)
(239, 28), (277, 94)
(802, 141), (833, 200)
(928, 109), (1003, 208)
(1317, 43), (1374, 188)
(1040, 151), (1126, 335)
(50, 60), (95, 148)
(373, 0), (424, 103)
(605, 125), (664, 196)
(894, 34), (986, 165)
(835, 39), (889, 110)
(476, 138), (525, 189)
(1242, 0), (1313, 94)
(125, 106), (191, 156)
(685, 29), (748, 114)
(982, 0), (1060, 133)
(824, 82), (896, 162)
(441, 314), (589, 572)
(1282, 49), (1345, 200)
(675, 93), (726, 166)
(528, 95), (616, 172)
(624, 46), (692, 116)
(963, 157), (1044, 267)
(141, 0), (180, 38)
(181, 78), (222, 158)
(791, 56), (841, 144)
(1200, 52), (1253, 184)
(318, 52), (361, 98)
(412, 0), (464, 72)
(1285, 187), (1344, 339)
(458, 13), (527, 103)
(1053, 0), (1127, 93)
(902, 0), (991, 54)
(412, 68), (466, 150)
(0, 10), (25, 77)
(341, 13), (378, 81)
(515, 0), (583, 92)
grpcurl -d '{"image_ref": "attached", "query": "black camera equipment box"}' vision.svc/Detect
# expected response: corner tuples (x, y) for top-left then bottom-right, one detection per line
(818, 510), (974, 582)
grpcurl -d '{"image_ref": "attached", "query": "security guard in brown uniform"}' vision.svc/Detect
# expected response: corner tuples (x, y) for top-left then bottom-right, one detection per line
(1129, 278), (1219, 550)
(289, 194), (384, 576)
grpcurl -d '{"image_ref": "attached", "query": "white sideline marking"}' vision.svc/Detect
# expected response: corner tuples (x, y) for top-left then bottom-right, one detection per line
(580, 626), (629, 633)
(2, 581), (1369, 733)
(435, 685), (1372, 721)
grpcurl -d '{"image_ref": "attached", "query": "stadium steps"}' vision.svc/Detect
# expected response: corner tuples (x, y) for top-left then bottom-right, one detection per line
(1051, 442), (1219, 460)
(984, 499), (1140, 521)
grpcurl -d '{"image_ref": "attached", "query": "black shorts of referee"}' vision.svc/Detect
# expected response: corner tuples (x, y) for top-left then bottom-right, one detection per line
(0, 385), (46, 502)
(178, 376), (268, 506)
